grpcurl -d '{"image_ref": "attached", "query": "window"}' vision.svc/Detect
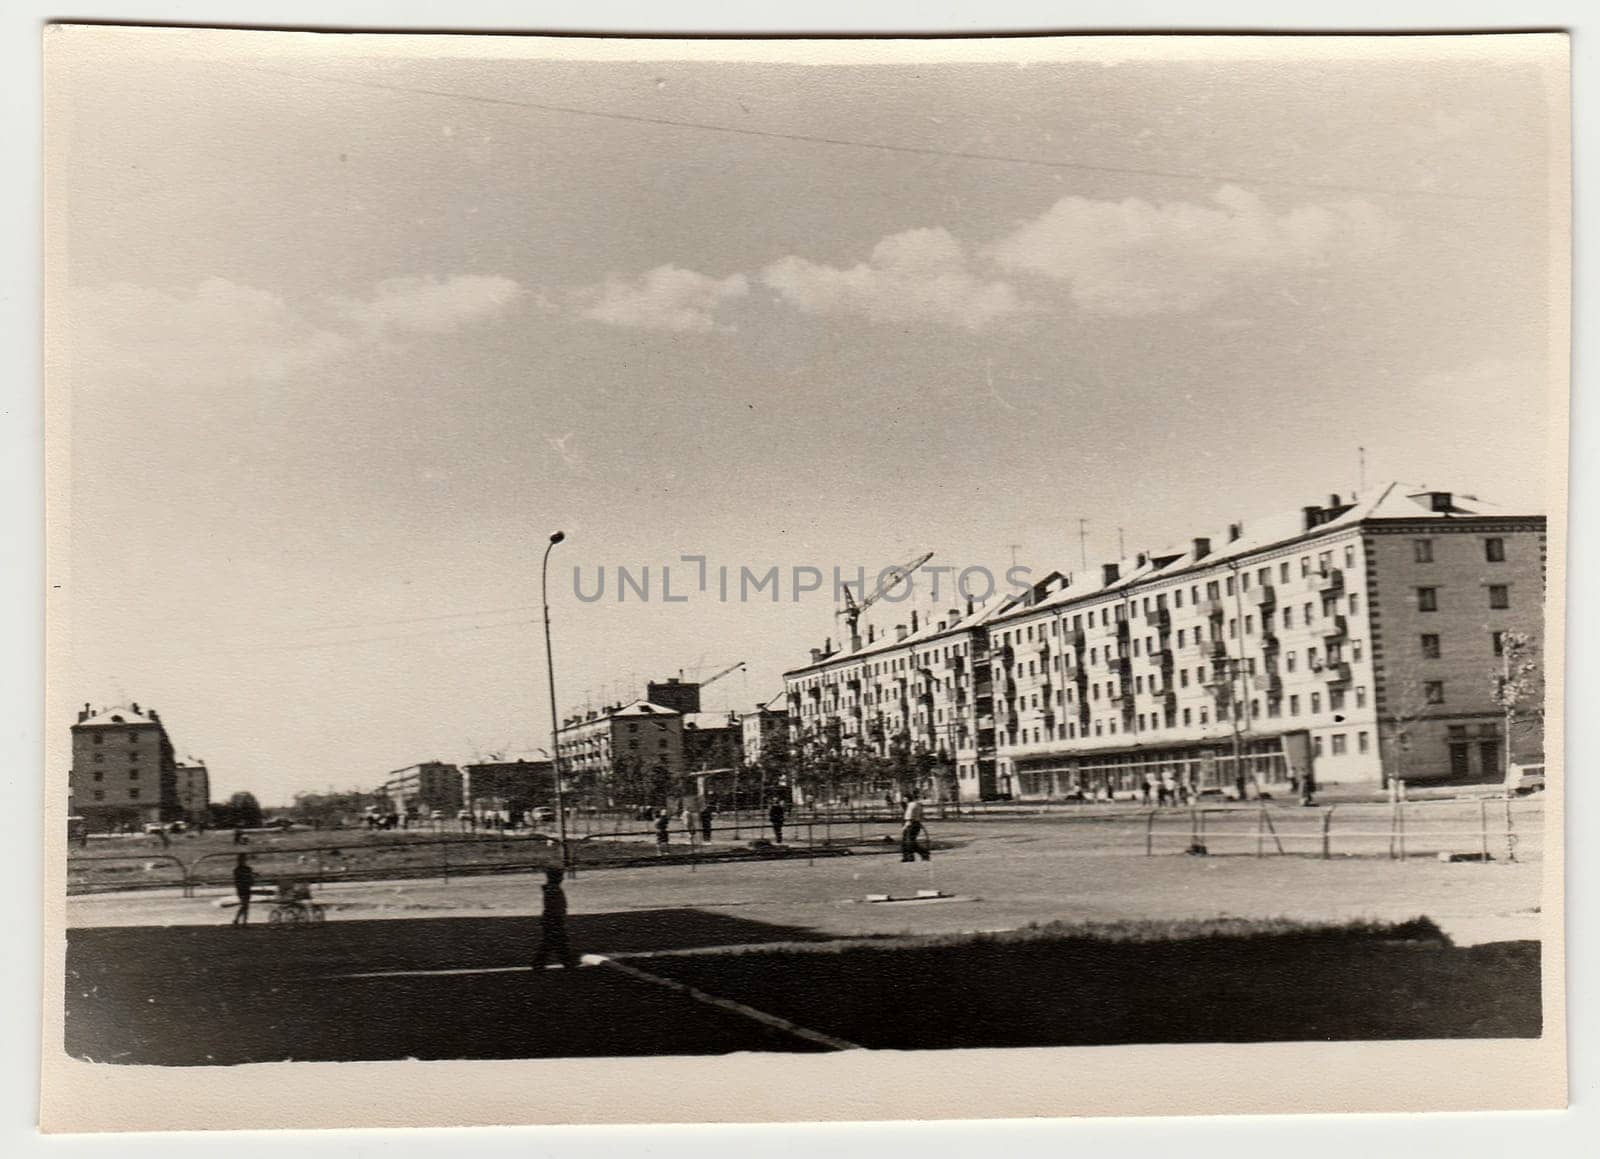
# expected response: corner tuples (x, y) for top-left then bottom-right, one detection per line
(1300, 557), (1311, 577)
(1330, 688), (1345, 711)
(1183, 709), (1192, 725)
(1245, 614), (1254, 635)
(129, 788), (140, 799)
(1197, 666), (1208, 683)
(1344, 545), (1356, 569)
(128, 768), (139, 780)
(1259, 567), (1271, 586)
(1421, 634), (1441, 659)
(1485, 537), (1505, 562)
(1177, 628), (1186, 646)
(1488, 584), (1510, 609)
(1349, 593), (1361, 616)
(92, 734), (102, 745)
(1356, 686), (1368, 708)
(1310, 692), (1321, 714)
(1424, 681), (1445, 705)
(1228, 618), (1238, 638)
(1413, 539), (1434, 563)
(1492, 631), (1506, 656)
(1289, 695), (1300, 715)
(1318, 550), (1332, 575)
(92, 770), (102, 782)
(1225, 576), (1234, 596)
(93, 753), (103, 763)
(1352, 639), (1364, 662)
(1284, 607), (1294, 628)
(1314, 736), (1324, 757)
(1417, 587), (1438, 612)
(1359, 731), (1370, 754)
(1199, 708), (1209, 725)
(93, 790), (104, 801)
(1280, 561), (1290, 583)
(1179, 670), (1189, 687)
(1332, 734), (1347, 755)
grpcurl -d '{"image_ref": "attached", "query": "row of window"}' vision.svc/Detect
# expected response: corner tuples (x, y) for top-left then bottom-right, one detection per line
(1413, 536), (1507, 564)
(1416, 585), (1511, 611)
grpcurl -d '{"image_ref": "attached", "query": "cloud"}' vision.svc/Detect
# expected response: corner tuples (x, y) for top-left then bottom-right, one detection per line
(69, 273), (526, 389)
(988, 185), (1395, 316)
(576, 265), (750, 332)
(331, 275), (524, 336)
(69, 277), (352, 387)
(762, 227), (1026, 332)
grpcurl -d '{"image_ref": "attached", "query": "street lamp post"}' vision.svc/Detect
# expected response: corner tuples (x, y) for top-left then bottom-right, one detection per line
(542, 530), (569, 871)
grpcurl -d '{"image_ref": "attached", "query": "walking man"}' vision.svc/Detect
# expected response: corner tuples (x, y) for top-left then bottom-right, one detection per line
(533, 867), (579, 969)
(768, 799), (786, 844)
(698, 802), (715, 844)
(231, 854), (255, 926)
(901, 796), (931, 862)
(653, 810), (670, 855)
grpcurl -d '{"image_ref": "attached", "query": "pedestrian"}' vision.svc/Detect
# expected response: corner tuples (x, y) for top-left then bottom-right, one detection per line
(1161, 773), (1177, 807)
(156, 826), (170, 849)
(699, 802), (715, 844)
(884, 792), (895, 817)
(533, 866), (579, 969)
(681, 805), (696, 843)
(901, 797), (931, 862)
(653, 810), (670, 855)
(232, 826), (244, 846)
(768, 799), (786, 844)
(1141, 777), (1153, 806)
(231, 854), (254, 926)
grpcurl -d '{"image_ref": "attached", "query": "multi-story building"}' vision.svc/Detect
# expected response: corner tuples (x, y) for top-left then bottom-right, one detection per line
(682, 710), (743, 772)
(175, 761), (210, 826)
(783, 598), (1025, 803)
(783, 484), (1545, 801)
(556, 700), (685, 805)
(462, 756), (554, 822)
(380, 761), (464, 817)
(68, 703), (181, 830)
(740, 697), (791, 767)
(988, 484), (1543, 798)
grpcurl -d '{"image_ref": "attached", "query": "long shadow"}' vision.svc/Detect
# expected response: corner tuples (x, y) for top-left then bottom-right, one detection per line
(646, 935), (1544, 1049)
(64, 910), (834, 1066)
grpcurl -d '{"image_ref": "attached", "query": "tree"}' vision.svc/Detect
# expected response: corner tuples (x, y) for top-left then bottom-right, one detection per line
(210, 791), (263, 829)
(1383, 675), (1437, 788)
(1491, 630), (1544, 778)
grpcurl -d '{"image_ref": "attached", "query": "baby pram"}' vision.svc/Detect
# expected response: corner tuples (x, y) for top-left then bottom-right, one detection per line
(267, 879), (326, 925)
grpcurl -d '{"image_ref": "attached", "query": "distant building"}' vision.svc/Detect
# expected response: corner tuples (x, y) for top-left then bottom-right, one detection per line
(557, 700), (684, 806)
(645, 677), (702, 716)
(380, 761), (463, 817)
(69, 703), (181, 830)
(682, 710), (742, 774)
(462, 756), (554, 821)
(175, 761), (210, 826)
(740, 699), (791, 767)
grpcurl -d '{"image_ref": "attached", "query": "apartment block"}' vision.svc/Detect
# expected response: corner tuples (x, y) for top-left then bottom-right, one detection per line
(462, 756), (555, 820)
(380, 761), (464, 817)
(783, 484), (1545, 802)
(556, 700), (685, 803)
(175, 762), (210, 826)
(68, 703), (182, 830)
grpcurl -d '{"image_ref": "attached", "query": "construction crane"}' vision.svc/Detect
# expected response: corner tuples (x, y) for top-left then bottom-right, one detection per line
(698, 660), (746, 689)
(837, 551), (934, 645)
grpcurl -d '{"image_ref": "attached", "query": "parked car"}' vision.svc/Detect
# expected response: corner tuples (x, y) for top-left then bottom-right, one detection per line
(530, 806), (556, 823)
(1510, 763), (1546, 796)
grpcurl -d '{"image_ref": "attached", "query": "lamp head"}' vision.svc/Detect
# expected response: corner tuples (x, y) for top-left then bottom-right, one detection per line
(549, 531), (566, 545)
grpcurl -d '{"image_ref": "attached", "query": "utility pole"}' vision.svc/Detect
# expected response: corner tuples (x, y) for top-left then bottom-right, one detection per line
(542, 530), (569, 871)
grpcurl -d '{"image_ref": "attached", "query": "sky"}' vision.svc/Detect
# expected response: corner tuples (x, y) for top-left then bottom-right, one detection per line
(49, 30), (1565, 803)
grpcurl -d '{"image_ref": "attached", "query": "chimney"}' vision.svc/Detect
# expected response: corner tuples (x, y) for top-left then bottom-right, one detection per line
(1136, 551), (1148, 567)
(1192, 537), (1211, 559)
(850, 634), (862, 653)
(948, 608), (959, 624)
(1102, 562), (1120, 586)
(78, 703), (89, 723)
(810, 648), (823, 664)
(1302, 505), (1322, 531)
(131, 702), (140, 714)
(868, 624), (876, 644)
(965, 598), (974, 616)
(824, 637), (833, 655)
(910, 610), (919, 632)
(1328, 494), (1341, 509)
(1227, 522), (1242, 542)
(895, 624), (909, 642)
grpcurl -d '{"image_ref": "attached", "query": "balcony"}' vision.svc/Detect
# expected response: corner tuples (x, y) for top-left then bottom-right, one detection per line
(1255, 584), (1277, 608)
(1324, 614), (1349, 640)
(1318, 568), (1345, 594)
(1261, 630), (1280, 653)
(998, 645), (1016, 668)
(1199, 597), (1225, 620)
(1155, 607), (1173, 632)
(1115, 619), (1131, 641)
(1210, 640), (1229, 662)
(1037, 640), (1051, 660)
(1162, 690), (1179, 714)
(1326, 661), (1352, 685)
(946, 654), (965, 673)
(1149, 646), (1174, 669)
(1264, 673), (1284, 697)
(1069, 627), (1087, 648)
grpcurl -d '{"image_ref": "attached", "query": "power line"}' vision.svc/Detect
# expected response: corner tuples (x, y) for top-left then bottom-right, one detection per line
(242, 65), (1518, 205)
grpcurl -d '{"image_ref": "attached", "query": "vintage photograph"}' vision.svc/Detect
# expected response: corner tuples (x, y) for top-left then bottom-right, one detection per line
(42, 26), (1567, 1129)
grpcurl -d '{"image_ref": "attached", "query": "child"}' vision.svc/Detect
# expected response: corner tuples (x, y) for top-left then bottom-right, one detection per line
(533, 867), (578, 969)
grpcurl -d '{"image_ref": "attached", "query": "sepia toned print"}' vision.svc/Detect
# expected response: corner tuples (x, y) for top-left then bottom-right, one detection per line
(41, 26), (1567, 1132)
